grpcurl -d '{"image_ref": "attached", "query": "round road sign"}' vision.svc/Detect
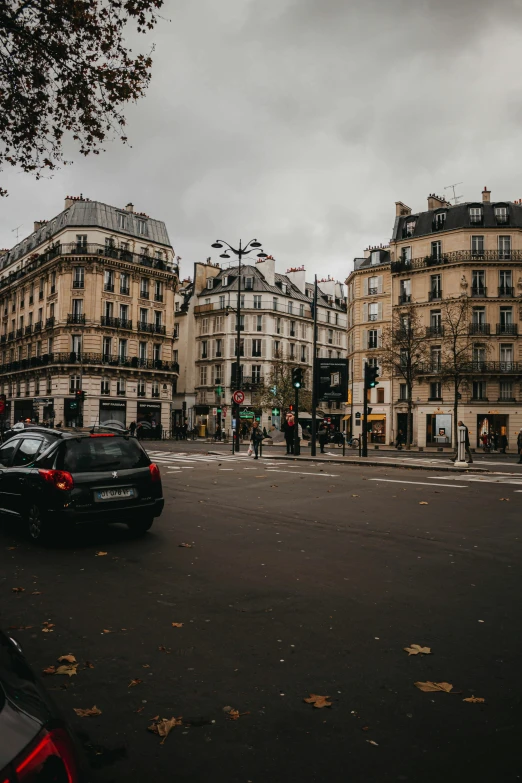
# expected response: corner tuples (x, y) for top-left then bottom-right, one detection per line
(232, 390), (245, 405)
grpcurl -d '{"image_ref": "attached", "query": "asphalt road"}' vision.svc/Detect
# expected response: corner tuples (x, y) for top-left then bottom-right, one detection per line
(1, 452), (522, 783)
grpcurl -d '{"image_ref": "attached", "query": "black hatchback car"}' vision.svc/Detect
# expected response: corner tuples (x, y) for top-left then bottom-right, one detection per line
(0, 629), (85, 781)
(0, 427), (164, 541)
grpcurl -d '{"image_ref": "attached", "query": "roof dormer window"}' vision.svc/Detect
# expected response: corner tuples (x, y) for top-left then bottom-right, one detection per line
(495, 206), (508, 224)
(117, 213), (126, 231)
(370, 250), (380, 265)
(206, 278), (214, 289)
(244, 276), (254, 290)
(469, 206), (482, 224)
(405, 220), (416, 237)
(433, 212), (446, 231)
(222, 276), (229, 287)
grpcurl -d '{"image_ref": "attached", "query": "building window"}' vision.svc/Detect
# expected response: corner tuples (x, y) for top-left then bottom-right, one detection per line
(495, 206), (508, 224)
(499, 270), (513, 295)
(153, 344), (162, 362)
(139, 307), (148, 324)
(273, 297), (278, 311)
(368, 329), (378, 349)
(201, 340), (208, 359)
(120, 304), (129, 323)
(288, 301), (293, 315)
(117, 378), (126, 396)
(154, 311), (162, 329)
(300, 344), (307, 362)
(240, 295), (245, 308)
(76, 234), (87, 250)
(299, 304), (305, 317)
(371, 250), (381, 265)
(399, 279), (411, 303)
(154, 281), (163, 301)
(430, 274), (442, 299)
(499, 307), (513, 332)
(201, 317), (209, 334)
(256, 315), (262, 332)
(500, 344), (514, 368)
(252, 365), (261, 383)
(472, 381), (487, 400)
(102, 336), (112, 360)
(401, 246), (411, 263)
(430, 345), (441, 370)
(431, 240), (442, 260)
(471, 235), (484, 257)
(219, 295), (225, 309)
(429, 381), (442, 400)
(152, 381), (160, 398)
(215, 338), (222, 357)
(499, 381), (514, 401)
(433, 212), (446, 230)
(137, 219), (147, 236)
(104, 270), (114, 292)
(399, 383), (407, 400)
(377, 387), (385, 403)
(469, 207), (482, 224)
(117, 213), (126, 230)
(71, 335), (82, 356)
(174, 324), (179, 338)
(137, 381), (146, 397)
(471, 270), (486, 296)
(498, 235), (511, 260)
(140, 278), (149, 298)
(244, 276), (254, 290)
(253, 295), (262, 309)
(105, 301), (114, 320)
(73, 266), (84, 288)
(289, 320), (296, 337)
(273, 340), (281, 358)
(120, 272), (130, 295)
(175, 302), (180, 312)
(139, 341), (147, 361)
(405, 220), (416, 236)
(252, 339), (262, 357)
(327, 328), (333, 343)
(368, 304), (378, 322)
(118, 339), (128, 361)
(69, 375), (81, 393)
(101, 378), (110, 395)
(200, 366), (208, 386)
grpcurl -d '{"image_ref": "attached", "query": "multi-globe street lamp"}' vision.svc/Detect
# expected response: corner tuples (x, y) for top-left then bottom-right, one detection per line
(211, 239), (267, 451)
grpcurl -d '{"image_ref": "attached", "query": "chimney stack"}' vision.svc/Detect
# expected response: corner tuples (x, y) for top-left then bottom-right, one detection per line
(125, 203), (134, 213)
(482, 186), (491, 204)
(33, 220), (47, 232)
(427, 193), (451, 211)
(395, 201), (412, 217)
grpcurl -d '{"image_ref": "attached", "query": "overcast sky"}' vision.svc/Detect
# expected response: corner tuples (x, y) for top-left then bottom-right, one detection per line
(2, 0), (522, 283)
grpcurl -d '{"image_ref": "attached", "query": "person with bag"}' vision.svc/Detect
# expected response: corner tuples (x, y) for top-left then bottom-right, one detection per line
(395, 429), (404, 450)
(517, 428), (522, 464)
(249, 420), (263, 460)
(282, 413), (296, 455)
(318, 421), (329, 454)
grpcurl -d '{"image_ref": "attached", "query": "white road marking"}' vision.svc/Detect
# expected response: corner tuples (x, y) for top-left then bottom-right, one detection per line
(428, 475), (522, 485)
(369, 478), (467, 488)
(219, 468), (234, 471)
(266, 469), (339, 477)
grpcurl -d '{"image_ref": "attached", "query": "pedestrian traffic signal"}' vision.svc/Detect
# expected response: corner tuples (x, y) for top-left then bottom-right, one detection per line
(292, 367), (303, 388)
(216, 385), (223, 396)
(365, 364), (380, 388)
(75, 389), (85, 401)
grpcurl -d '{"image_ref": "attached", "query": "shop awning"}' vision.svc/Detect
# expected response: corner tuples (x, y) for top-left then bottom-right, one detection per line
(342, 414), (351, 421)
(298, 412), (325, 420)
(367, 414), (386, 421)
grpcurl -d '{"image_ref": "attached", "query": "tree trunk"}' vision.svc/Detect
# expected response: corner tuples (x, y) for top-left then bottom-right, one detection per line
(453, 377), (459, 453)
(406, 385), (413, 450)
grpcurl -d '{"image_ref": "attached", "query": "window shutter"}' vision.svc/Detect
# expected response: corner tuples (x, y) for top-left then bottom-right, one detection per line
(261, 339), (266, 357)
(363, 331), (368, 349)
(363, 303), (368, 322)
(245, 338), (252, 357)
(211, 341), (215, 358)
(243, 315), (249, 332)
(378, 302), (383, 321)
(363, 278), (368, 296)
(378, 276), (383, 293)
(229, 338), (235, 356)
(377, 328), (382, 348)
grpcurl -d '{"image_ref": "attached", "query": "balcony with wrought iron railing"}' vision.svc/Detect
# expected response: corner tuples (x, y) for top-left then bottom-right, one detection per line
(498, 286), (514, 297)
(398, 294), (411, 305)
(426, 326), (444, 337)
(471, 287), (487, 298)
(416, 361), (522, 375)
(67, 313), (86, 324)
(496, 323), (518, 335)
(428, 290), (442, 301)
(469, 323), (490, 335)
(391, 249), (522, 274)
(101, 316), (133, 330)
(0, 352), (180, 375)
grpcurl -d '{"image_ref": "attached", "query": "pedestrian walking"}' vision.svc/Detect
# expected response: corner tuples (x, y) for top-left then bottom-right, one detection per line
(214, 424), (222, 442)
(318, 421), (328, 454)
(129, 421), (137, 437)
(249, 420), (263, 460)
(282, 413), (296, 454)
(500, 432), (508, 454)
(517, 428), (522, 464)
(458, 420), (473, 463)
(491, 431), (498, 452)
(395, 429), (404, 450)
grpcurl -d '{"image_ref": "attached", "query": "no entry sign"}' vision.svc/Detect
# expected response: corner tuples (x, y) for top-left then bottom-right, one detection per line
(232, 390), (245, 405)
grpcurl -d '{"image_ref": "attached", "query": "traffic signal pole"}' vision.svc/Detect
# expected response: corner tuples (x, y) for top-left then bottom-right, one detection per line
(362, 363), (368, 458)
(310, 275), (318, 457)
(294, 384), (300, 456)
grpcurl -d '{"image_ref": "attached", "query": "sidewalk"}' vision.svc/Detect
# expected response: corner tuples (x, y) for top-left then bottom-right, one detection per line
(264, 452), (488, 473)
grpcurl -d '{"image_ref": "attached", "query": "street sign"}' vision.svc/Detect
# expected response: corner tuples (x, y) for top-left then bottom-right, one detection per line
(315, 358), (349, 402)
(222, 405), (228, 417)
(239, 411), (254, 419)
(212, 408), (217, 415)
(232, 390), (245, 404)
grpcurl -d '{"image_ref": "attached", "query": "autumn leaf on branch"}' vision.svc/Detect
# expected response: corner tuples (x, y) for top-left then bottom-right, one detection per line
(414, 681), (453, 693)
(404, 644), (432, 656)
(303, 694), (332, 708)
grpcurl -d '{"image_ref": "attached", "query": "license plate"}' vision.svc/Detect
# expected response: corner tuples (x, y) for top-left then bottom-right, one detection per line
(95, 488), (135, 502)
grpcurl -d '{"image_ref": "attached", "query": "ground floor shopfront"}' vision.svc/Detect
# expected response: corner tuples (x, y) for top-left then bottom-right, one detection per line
(346, 406), (391, 444)
(412, 405), (522, 449)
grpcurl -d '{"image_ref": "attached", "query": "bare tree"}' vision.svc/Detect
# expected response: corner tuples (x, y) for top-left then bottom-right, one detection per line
(380, 307), (430, 448)
(438, 297), (486, 449)
(255, 359), (312, 415)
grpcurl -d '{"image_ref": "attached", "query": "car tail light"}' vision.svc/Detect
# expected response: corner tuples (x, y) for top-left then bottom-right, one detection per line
(90, 433), (114, 437)
(38, 469), (74, 491)
(14, 728), (79, 782)
(149, 463), (161, 482)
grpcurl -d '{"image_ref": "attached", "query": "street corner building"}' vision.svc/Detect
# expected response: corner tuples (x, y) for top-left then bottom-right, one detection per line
(172, 256), (348, 436)
(0, 196), (179, 433)
(347, 186), (522, 451)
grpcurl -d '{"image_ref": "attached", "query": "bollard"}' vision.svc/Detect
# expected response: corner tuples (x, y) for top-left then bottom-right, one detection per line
(342, 435), (346, 457)
(454, 425), (468, 467)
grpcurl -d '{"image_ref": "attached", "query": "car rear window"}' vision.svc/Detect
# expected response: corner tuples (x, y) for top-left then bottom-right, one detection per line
(59, 438), (150, 473)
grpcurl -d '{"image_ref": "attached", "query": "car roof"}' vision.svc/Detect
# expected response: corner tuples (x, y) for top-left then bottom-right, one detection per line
(3, 426), (130, 441)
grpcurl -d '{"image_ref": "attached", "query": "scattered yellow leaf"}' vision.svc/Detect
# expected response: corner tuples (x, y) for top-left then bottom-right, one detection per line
(84, 661), (95, 669)
(58, 654), (77, 664)
(419, 501), (428, 505)
(178, 543), (192, 548)
(96, 551), (108, 556)
(414, 681), (453, 693)
(366, 740), (379, 746)
(226, 708), (250, 720)
(102, 629), (111, 634)
(404, 644), (432, 656)
(499, 498), (510, 502)
(142, 664), (150, 668)
(41, 622), (55, 633)
(12, 587), (24, 593)
(463, 696), (485, 703)
(74, 706), (102, 717)
(171, 622), (183, 628)
(303, 694), (332, 709)
(147, 716), (183, 744)
(128, 678), (142, 687)
(43, 666), (56, 675)
(31, 590), (42, 595)
(55, 664), (78, 677)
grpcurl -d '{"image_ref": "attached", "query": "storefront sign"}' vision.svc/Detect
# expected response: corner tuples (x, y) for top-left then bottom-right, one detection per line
(137, 401), (161, 415)
(100, 400), (127, 409)
(239, 411), (255, 419)
(314, 359), (349, 402)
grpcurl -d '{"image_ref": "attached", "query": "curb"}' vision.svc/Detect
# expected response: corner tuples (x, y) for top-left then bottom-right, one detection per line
(264, 454), (488, 474)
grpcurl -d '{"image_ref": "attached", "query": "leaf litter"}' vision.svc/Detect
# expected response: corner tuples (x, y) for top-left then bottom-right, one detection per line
(304, 694), (332, 708)
(74, 706), (102, 717)
(404, 644), (432, 656)
(148, 716), (183, 743)
(463, 696), (485, 703)
(414, 681), (453, 693)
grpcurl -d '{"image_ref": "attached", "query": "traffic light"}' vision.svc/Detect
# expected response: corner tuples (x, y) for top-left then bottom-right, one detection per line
(365, 364), (380, 388)
(75, 389), (85, 401)
(216, 385), (223, 396)
(292, 367), (303, 388)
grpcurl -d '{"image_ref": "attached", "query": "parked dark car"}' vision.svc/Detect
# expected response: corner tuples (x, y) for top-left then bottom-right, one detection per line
(0, 629), (85, 781)
(0, 427), (164, 542)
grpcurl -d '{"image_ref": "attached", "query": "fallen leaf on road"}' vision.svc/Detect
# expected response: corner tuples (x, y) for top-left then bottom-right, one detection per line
(31, 591), (42, 595)
(419, 502), (428, 505)
(42, 622), (55, 632)
(304, 694), (332, 708)
(43, 666), (56, 675)
(147, 716), (183, 744)
(128, 678), (142, 687)
(404, 644), (432, 656)
(463, 696), (485, 703)
(158, 646), (171, 653)
(135, 706), (145, 713)
(102, 629), (111, 634)
(9, 625), (33, 630)
(226, 708), (250, 720)
(7, 546), (16, 550)
(58, 654), (77, 664)
(499, 498), (510, 501)
(74, 706), (102, 717)
(84, 661), (95, 669)
(270, 485), (278, 488)
(351, 494), (359, 497)
(366, 740), (379, 746)
(178, 543), (192, 548)
(55, 664), (78, 677)
(12, 587), (24, 593)
(171, 623), (183, 628)
(96, 551), (108, 556)
(142, 664), (150, 668)
(414, 681), (453, 693)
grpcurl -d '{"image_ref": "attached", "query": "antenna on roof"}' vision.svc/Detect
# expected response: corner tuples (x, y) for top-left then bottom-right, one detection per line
(444, 182), (463, 205)
(11, 224), (23, 240)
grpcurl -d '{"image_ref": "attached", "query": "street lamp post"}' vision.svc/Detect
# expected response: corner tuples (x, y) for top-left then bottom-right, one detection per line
(211, 239), (267, 452)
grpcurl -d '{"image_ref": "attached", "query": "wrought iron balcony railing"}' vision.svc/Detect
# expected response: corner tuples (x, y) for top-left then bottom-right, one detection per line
(496, 323), (518, 335)
(391, 249), (522, 273)
(469, 323), (490, 335)
(0, 352), (180, 375)
(416, 361), (522, 375)
(67, 313), (86, 324)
